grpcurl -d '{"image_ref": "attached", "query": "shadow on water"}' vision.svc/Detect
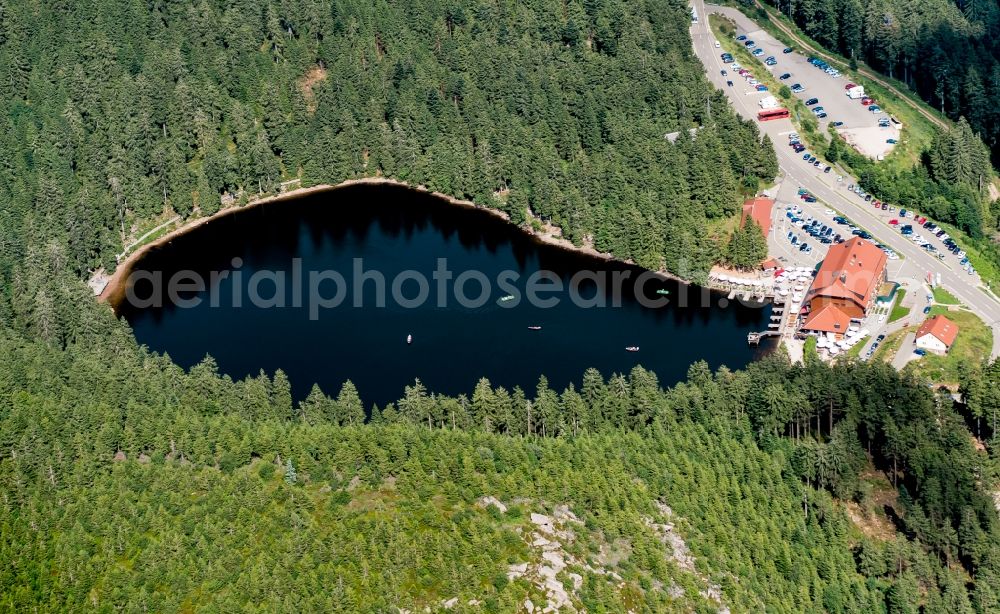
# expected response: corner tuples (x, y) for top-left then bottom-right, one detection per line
(116, 184), (773, 405)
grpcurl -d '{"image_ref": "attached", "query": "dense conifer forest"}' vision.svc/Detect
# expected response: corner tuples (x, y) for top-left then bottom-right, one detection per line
(3, 0), (1000, 611)
(3, 297), (1000, 611)
(0, 0), (777, 287)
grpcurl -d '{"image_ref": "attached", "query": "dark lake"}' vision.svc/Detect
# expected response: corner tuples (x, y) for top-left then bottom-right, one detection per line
(116, 184), (771, 406)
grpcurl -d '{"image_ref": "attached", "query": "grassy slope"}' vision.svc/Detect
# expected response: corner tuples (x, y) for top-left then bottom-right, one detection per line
(908, 306), (994, 383)
(889, 289), (910, 323)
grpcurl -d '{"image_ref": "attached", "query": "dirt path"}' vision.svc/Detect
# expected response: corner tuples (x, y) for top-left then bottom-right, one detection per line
(117, 215), (182, 261)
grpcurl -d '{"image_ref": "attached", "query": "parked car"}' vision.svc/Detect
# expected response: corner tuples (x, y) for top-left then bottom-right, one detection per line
(727, 80), (733, 86)
(832, 121), (844, 127)
(844, 83), (857, 90)
(914, 348), (927, 356)
(861, 97), (874, 105)
(780, 73), (791, 80)
(752, 48), (764, 56)
(783, 47), (793, 53)
(888, 219), (898, 225)
(737, 35), (747, 41)
(715, 40), (721, 48)
(756, 84), (768, 91)
(744, 40), (754, 47)
(791, 84), (804, 92)
(869, 105), (882, 113)
(886, 138), (897, 144)
(721, 69), (727, 76)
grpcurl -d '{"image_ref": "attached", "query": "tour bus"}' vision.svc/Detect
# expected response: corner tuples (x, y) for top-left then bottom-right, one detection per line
(758, 108), (790, 121)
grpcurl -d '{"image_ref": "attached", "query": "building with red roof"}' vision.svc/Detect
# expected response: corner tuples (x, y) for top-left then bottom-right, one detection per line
(915, 315), (959, 354)
(800, 237), (888, 335)
(741, 197), (774, 237)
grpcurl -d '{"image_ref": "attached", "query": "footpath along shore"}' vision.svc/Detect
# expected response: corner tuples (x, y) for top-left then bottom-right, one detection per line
(98, 177), (690, 307)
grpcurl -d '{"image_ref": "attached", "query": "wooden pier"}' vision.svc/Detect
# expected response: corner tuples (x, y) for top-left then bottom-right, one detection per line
(748, 298), (789, 346)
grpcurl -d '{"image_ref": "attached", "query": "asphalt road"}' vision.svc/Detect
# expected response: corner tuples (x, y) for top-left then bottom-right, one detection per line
(690, 1), (1000, 358)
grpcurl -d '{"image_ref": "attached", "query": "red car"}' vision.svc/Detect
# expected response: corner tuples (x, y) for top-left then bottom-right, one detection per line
(861, 97), (874, 106)
(889, 219), (899, 225)
(844, 83), (857, 90)
(917, 216), (927, 224)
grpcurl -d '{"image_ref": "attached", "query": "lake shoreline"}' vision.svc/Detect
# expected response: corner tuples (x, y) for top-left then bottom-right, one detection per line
(99, 177), (687, 306)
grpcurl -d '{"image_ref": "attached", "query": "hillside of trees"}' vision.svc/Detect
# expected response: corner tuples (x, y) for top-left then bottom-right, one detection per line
(0, 0), (777, 289)
(3, 293), (1000, 611)
(4, 0), (1000, 610)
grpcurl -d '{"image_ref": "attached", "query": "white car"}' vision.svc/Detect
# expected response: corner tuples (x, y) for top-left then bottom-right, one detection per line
(715, 40), (721, 48)
(824, 209), (835, 215)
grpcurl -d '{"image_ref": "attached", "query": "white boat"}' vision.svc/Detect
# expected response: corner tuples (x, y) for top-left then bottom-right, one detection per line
(500, 295), (515, 302)
(625, 346), (640, 352)
(407, 334), (412, 344)
(527, 326), (542, 331)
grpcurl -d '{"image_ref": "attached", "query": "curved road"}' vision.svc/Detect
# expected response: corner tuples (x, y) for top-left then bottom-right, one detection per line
(690, 1), (1000, 358)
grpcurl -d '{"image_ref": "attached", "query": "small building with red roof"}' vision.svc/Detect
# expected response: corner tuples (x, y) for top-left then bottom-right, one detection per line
(915, 315), (959, 354)
(741, 197), (774, 237)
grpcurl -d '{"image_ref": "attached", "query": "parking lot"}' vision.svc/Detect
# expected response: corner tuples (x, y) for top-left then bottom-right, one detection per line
(765, 169), (912, 278)
(834, 180), (978, 277)
(729, 23), (899, 158)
